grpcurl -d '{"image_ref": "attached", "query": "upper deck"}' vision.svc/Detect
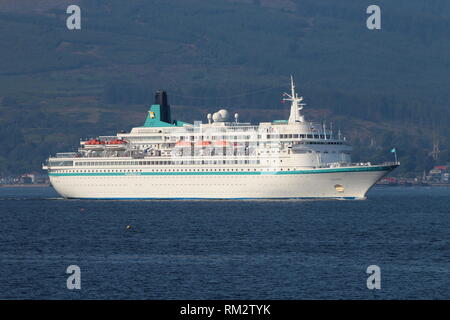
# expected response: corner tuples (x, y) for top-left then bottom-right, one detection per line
(45, 77), (353, 170)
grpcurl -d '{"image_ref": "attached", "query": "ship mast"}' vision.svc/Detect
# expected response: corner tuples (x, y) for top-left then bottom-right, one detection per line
(283, 75), (305, 123)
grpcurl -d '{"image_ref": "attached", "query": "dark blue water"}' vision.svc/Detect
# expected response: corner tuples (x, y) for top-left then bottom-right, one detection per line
(0, 186), (449, 299)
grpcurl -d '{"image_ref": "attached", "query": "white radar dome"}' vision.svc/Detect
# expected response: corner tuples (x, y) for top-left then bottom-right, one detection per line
(212, 112), (222, 122)
(218, 109), (230, 121)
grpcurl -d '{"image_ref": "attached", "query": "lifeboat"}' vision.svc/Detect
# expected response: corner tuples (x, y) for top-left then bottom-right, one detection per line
(175, 141), (192, 147)
(195, 141), (212, 147)
(107, 139), (127, 145)
(105, 139), (128, 150)
(83, 139), (105, 150)
(85, 139), (104, 145)
(213, 140), (229, 147)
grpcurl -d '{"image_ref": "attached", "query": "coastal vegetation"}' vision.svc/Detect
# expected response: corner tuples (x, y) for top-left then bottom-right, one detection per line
(0, 0), (449, 176)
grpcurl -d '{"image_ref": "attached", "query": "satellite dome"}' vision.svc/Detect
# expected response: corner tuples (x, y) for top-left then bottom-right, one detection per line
(212, 112), (222, 122)
(218, 109), (229, 121)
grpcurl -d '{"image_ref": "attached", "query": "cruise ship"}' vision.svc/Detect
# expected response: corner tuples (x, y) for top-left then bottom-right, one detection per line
(43, 77), (398, 199)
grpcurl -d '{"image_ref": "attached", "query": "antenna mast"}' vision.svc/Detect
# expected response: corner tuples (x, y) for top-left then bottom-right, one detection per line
(283, 75), (305, 123)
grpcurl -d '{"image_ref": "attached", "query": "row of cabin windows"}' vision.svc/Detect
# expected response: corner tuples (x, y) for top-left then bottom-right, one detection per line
(178, 135), (253, 141)
(135, 134), (335, 141)
(54, 168), (258, 173)
(74, 160), (261, 167)
(292, 150), (351, 155)
(181, 134), (334, 140)
(48, 161), (73, 166)
(302, 141), (344, 145)
(127, 136), (162, 141)
(268, 134), (332, 139)
(52, 167), (298, 173)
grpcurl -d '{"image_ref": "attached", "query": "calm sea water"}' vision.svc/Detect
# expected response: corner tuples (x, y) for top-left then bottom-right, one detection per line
(0, 186), (449, 299)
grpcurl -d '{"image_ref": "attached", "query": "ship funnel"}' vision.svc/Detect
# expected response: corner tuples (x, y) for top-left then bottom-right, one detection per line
(155, 90), (168, 106)
(143, 90), (173, 127)
(154, 90), (171, 123)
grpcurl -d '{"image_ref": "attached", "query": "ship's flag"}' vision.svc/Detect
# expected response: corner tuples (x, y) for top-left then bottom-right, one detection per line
(390, 148), (396, 153)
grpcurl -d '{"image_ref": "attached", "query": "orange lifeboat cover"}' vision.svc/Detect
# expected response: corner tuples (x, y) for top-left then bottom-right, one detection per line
(108, 139), (127, 144)
(195, 141), (212, 146)
(85, 139), (104, 145)
(175, 141), (192, 147)
(214, 140), (228, 147)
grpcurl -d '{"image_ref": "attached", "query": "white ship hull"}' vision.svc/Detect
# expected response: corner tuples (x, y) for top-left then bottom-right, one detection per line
(49, 164), (397, 200)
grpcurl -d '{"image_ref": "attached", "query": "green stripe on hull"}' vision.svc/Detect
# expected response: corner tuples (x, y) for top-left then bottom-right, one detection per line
(48, 165), (397, 177)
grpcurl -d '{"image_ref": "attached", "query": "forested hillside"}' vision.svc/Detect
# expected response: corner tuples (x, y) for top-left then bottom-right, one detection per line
(0, 0), (449, 176)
